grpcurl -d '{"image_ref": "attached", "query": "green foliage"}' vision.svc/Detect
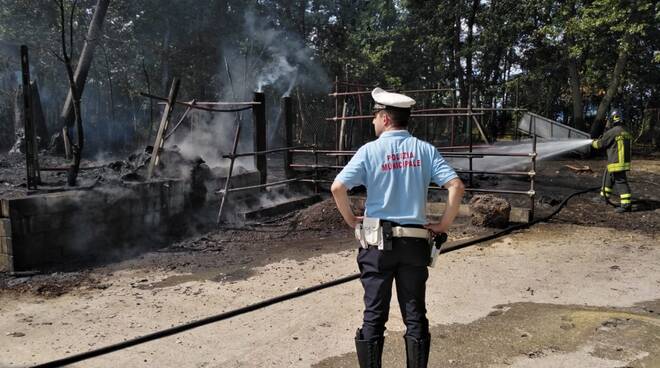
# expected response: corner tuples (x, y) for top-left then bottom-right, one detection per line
(0, 0), (658, 151)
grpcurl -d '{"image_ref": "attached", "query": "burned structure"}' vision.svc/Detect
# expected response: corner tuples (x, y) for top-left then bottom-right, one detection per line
(1, 63), (594, 273)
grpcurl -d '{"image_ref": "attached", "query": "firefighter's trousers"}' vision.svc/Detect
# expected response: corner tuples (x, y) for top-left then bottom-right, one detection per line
(601, 170), (632, 206)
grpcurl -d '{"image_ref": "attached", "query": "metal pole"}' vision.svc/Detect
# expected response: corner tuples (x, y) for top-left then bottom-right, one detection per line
(450, 92), (456, 146)
(468, 88), (473, 187)
(217, 122), (242, 224)
(217, 178), (301, 194)
(313, 134), (319, 194)
(253, 92), (267, 184)
(20, 45), (39, 189)
(338, 100), (348, 165)
(530, 117), (537, 220)
(163, 99), (196, 141)
(334, 76), (339, 154)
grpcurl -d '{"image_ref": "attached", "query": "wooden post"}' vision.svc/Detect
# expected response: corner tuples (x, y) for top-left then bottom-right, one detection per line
(471, 115), (490, 145)
(282, 96), (295, 179)
(253, 92), (267, 184)
(20, 46), (39, 189)
(147, 78), (180, 179)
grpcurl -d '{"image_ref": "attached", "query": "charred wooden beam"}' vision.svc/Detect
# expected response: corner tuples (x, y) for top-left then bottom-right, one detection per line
(253, 92), (267, 185)
(141, 93), (257, 113)
(282, 96), (295, 179)
(20, 45), (40, 189)
(147, 78), (180, 179)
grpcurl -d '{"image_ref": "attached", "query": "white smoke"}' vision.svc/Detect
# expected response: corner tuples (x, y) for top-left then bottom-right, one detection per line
(164, 9), (331, 170)
(244, 10), (329, 96)
(171, 109), (254, 170)
(256, 55), (298, 93)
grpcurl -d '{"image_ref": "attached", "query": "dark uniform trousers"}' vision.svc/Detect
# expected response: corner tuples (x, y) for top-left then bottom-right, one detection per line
(357, 236), (431, 341)
(602, 170), (631, 204)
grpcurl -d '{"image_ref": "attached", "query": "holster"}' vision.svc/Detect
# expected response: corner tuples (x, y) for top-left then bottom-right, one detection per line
(354, 218), (397, 251)
(381, 221), (393, 251)
(355, 217), (384, 249)
(428, 232), (448, 267)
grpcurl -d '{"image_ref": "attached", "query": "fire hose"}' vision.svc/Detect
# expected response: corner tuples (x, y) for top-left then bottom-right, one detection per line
(31, 186), (599, 368)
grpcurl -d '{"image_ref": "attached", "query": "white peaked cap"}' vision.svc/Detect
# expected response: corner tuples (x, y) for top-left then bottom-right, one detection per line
(371, 87), (416, 109)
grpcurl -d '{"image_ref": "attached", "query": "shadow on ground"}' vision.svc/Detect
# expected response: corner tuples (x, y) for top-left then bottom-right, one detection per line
(314, 300), (660, 368)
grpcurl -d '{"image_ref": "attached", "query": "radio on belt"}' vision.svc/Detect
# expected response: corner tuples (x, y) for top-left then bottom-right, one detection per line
(429, 232), (448, 267)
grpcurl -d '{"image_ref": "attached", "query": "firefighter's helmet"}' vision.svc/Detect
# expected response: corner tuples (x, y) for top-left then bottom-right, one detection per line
(610, 110), (622, 123)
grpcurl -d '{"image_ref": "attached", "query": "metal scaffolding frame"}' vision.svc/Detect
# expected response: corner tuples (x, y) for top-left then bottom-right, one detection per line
(207, 81), (540, 222)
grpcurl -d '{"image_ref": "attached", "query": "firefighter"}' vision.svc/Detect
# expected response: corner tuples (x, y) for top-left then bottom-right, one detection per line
(331, 88), (464, 367)
(592, 110), (633, 212)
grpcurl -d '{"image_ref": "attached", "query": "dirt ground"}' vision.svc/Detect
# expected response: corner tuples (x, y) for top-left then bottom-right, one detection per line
(1, 155), (659, 367)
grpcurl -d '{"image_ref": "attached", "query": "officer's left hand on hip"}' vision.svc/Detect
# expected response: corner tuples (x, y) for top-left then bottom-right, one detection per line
(424, 223), (448, 235)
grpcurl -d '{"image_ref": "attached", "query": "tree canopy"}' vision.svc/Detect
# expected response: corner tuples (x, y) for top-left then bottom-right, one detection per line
(0, 0), (658, 152)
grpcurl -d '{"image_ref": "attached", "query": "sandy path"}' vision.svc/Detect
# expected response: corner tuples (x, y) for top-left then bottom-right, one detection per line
(1, 223), (658, 367)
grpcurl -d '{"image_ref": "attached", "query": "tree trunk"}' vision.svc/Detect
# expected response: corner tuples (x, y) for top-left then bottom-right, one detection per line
(567, 58), (585, 131)
(56, 0), (110, 132)
(452, 3), (465, 107)
(465, 0), (479, 103)
(590, 33), (632, 138)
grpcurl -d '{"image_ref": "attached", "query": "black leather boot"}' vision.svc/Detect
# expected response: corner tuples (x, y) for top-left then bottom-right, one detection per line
(404, 334), (430, 368)
(355, 328), (384, 368)
(615, 204), (632, 213)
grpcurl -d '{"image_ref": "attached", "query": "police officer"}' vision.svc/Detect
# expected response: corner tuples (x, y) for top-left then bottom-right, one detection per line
(331, 88), (465, 368)
(592, 110), (633, 213)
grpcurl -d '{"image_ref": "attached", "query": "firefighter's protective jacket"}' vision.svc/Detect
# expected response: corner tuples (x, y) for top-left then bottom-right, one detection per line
(591, 124), (632, 172)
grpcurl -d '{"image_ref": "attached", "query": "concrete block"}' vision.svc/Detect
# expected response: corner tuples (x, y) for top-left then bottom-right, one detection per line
(1, 199), (9, 217)
(11, 233), (62, 270)
(11, 216), (28, 237)
(5, 190), (108, 217)
(510, 207), (531, 223)
(170, 195), (185, 213)
(1, 236), (13, 255)
(144, 211), (162, 228)
(0, 218), (11, 237)
(0, 253), (14, 273)
(28, 213), (68, 233)
(4, 178), (195, 271)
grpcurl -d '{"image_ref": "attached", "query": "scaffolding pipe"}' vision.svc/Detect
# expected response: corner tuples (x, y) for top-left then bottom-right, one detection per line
(325, 113), (484, 121)
(531, 116), (537, 220)
(289, 164), (344, 170)
(429, 187), (535, 196)
(216, 121), (241, 223)
(216, 178), (302, 194)
(289, 164), (533, 177)
(413, 107), (527, 113)
(329, 88), (457, 97)
(222, 146), (304, 159)
(163, 99), (196, 141)
(141, 92), (257, 113)
(290, 149), (532, 158)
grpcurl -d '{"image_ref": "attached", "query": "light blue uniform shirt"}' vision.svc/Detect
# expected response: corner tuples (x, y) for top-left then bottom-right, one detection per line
(335, 130), (458, 225)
